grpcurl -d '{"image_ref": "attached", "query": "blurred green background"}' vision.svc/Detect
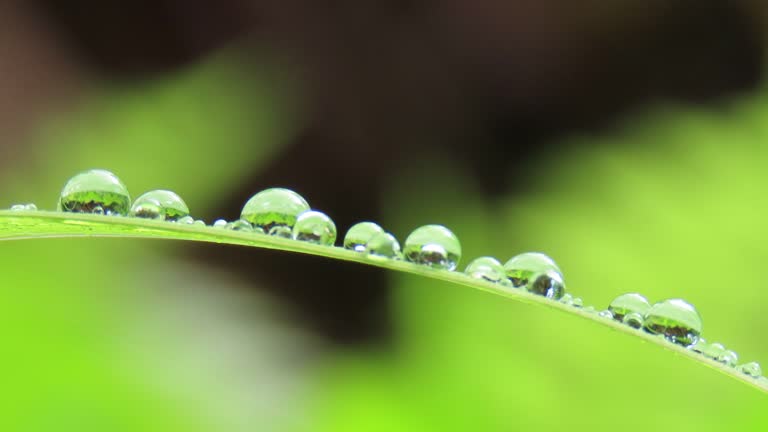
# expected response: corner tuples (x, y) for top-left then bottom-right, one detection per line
(2, 2), (768, 431)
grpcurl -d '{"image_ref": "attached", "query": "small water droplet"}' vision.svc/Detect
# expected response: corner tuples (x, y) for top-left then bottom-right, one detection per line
(343, 222), (385, 252)
(717, 350), (739, 367)
(365, 232), (402, 259)
(213, 219), (227, 228)
(177, 215), (195, 224)
(241, 188), (310, 234)
(737, 362), (762, 378)
(701, 342), (726, 359)
(193, 219), (206, 226)
(27, 203), (37, 211)
(130, 190), (189, 221)
(528, 270), (565, 300)
(622, 312), (645, 329)
(559, 293), (574, 305)
(642, 299), (702, 347)
(598, 310), (614, 319)
(583, 305), (596, 313)
(58, 169), (131, 215)
(403, 225), (461, 270)
(293, 210), (337, 245)
(228, 219), (254, 232)
(690, 338), (708, 353)
(572, 297), (584, 308)
(10, 203), (37, 211)
(608, 293), (651, 322)
(464, 256), (505, 283)
(503, 252), (562, 289)
(269, 225), (293, 238)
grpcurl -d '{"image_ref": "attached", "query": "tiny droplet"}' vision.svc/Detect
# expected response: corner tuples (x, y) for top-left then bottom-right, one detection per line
(737, 362), (762, 378)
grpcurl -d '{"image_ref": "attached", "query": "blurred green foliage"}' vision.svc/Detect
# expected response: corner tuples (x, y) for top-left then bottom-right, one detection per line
(1, 50), (767, 431)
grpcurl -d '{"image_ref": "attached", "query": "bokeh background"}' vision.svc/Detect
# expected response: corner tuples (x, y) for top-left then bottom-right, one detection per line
(1, 1), (767, 430)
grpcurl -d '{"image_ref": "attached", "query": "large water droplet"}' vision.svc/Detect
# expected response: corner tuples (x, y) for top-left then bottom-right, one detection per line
(622, 312), (645, 329)
(293, 210), (337, 245)
(738, 362), (762, 378)
(240, 188), (310, 234)
(58, 169), (131, 215)
(344, 222), (385, 252)
(608, 293), (651, 322)
(503, 252), (562, 288)
(365, 232), (402, 259)
(403, 224), (461, 270)
(642, 299), (702, 347)
(528, 270), (565, 300)
(130, 190), (189, 221)
(464, 257), (505, 283)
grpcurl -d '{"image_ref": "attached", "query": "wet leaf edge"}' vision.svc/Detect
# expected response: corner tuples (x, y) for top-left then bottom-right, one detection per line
(1, 210), (765, 394)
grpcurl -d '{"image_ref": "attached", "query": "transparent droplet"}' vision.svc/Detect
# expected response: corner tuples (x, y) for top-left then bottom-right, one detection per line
(464, 256), (505, 283)
(690, 338), (708, 354)
(58, 169), (131, 215)
(608, 293), (651, 322)
(560, 293), (574, 305)
(598, 310), (614, 319)
(10, 204), (26, 211)
(527, 270), (565, 300)
(572, 297), (584, 308)
(403, 224), (461, 270)
(269, 225), (293, 238)
(240, 188), (310, 233)
(293, 210), (337, 246)
(583, 305), (596, 313)
(642, 299), (703, 347)
(343, 222), (385, 252)
(228, 219), (254, 232)
(177, 215), (195, 224)
(130, 190), (189, 221)
(213, 219), (227, 228)
(717, 350), (739, 367)
(503, 252), (562, 289)
(193, 219), (206, 226)
(26, 203), (37, 211)
(365, 232), (402, 259)
(701, 342), (726, 359)
(622, 312), (644, 329)
(737, 362), (762, 378)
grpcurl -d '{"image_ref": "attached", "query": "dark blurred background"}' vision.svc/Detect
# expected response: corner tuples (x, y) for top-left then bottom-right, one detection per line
(2, 1), (768, 431)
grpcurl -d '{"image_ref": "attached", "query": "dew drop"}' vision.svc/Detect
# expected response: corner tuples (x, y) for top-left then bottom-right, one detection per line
(177, 216), (194, 224)
(193, 219), (206, 226)
(213, 219), (227, 228)
(622, 312), (645, 329)
(464, 256), (505, 283)
(572, 297), (584, 308)
(701, 342), (726, 359)
(228, 219), (254, 232)
(690, 338), (708, 354)
(642, 299), (702, 347)
(528, 270), (565, 300)
(608, 293), (651, 322)
(403, 224), (461, 271)
(503, 252), (562, 289)
(269, 226), (293, 238)
(737, 362), (762, 378)
(293, 210), (337, 246)
(598, 310), (614, 319)
(343, 222), (385, 252)
(717, 350), (739, 367)
(559, 293), (574, 305)
(10, 203), (36, 211)
(365, 232), (402, 259)
(241, 188), (310, 234)
(58, 169), (131, 216)
(130, 190), (189, 221)
(583, 305), (596, 313)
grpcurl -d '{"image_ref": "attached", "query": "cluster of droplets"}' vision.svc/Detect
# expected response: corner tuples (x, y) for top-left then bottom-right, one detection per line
(10, 171), (764, 380)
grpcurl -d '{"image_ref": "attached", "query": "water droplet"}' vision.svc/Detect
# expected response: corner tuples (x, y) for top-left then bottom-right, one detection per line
(293, 210), (337, 245)
(343, 222), (385, 252)
(58, 169), (131, 215)
(240, 188), (310, 234)
(572, 297), (584, 308)
(717, 350), (739, 367)
(228, 219), (254, 232)
(10, 203), (36, 211)
(559, 293), (574, 305)
(130, 190), (189, 221)
(690, 338), (708, 354)
(503, 252), (562, 288)
(403, 225), (461, 270)
(269, 226), (293, 238)
(583, 305), (596, 313)
(193, 219), (206, 226)
(608, 293), (651, 322)
(701, 342), (726, 359)
(365, 232), (402, 259)
(213, 219), (227, 228)
(598, 310), (614, 319)
(622, 312), (645, 329)
(737, 362), (762, 378)
(642, 299), (702, 347)
(528, 270), (565, 300)
(464, 256), (505, 283)
(177, 216), (195, 224)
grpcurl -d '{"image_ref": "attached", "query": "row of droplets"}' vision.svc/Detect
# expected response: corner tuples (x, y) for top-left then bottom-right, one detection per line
(10, 169), (762, 379)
